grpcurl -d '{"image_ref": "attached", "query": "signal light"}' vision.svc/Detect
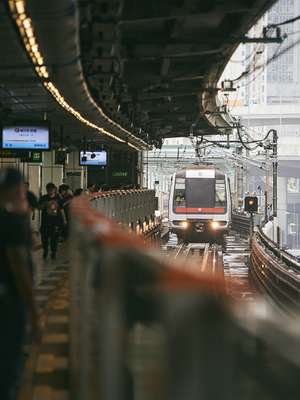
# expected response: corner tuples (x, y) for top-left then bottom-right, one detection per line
(244, 196), (258, 213)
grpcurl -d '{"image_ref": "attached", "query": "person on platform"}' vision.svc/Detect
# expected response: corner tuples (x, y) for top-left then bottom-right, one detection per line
(58, 184), (73, 240)
(39, 183), (66, 260)
(0, 168), (40, 400)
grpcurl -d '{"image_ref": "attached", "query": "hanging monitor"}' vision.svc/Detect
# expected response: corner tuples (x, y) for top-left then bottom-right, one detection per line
(1, 124), (50, 150)
(79, 150), (107, 166)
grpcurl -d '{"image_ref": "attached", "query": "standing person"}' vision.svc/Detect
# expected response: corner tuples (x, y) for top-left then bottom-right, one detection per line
(39, 183), (66, 260)
(0, 168), (40, 400)
(58, 184), (73, 240)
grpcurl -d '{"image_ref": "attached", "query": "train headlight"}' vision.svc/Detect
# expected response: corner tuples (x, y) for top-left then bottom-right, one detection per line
(211, 221), (220, 230)
(180, 221), (189, 229)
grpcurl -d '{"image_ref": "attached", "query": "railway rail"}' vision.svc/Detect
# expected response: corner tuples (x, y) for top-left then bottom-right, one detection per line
(165, 230), (256, 303)
(232, 212), (251, 235)
(174, 242), (224, 276)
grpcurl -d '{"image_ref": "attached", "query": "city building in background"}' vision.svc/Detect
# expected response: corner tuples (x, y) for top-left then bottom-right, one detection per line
(220, 0), (300, 248)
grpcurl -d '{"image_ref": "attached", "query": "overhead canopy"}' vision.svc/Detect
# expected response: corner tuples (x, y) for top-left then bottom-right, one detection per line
(0, 0), (277, 149)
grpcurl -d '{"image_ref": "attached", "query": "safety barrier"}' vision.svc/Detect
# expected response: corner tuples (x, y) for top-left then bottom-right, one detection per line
(90, 189), (158, 234)
(70, 197), (300, 400)
(250, 227), (300, 312)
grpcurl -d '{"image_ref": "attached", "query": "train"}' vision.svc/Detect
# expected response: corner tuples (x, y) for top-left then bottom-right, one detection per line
(168, 165), (232, 244)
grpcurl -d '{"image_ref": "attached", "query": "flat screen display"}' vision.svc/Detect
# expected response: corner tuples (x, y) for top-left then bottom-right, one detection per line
(80, 151), (107, 166)
(2, 125), (50, 150)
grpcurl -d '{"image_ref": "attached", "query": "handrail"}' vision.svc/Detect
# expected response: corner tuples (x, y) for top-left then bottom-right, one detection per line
(250, 227), (300, 311)
(88, 189), (159, 236)
(70, 197), (300, 400)
(257, 226), (300, 272)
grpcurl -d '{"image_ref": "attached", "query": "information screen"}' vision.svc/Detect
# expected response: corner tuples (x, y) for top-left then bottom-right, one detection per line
(80, 151), (107, 166)
(2, 125), (50, 150)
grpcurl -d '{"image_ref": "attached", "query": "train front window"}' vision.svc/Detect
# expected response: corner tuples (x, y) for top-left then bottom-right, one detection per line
(173, 178), (186, 208)
(173, 174), (227, 213)
(215, 179), (226, 206)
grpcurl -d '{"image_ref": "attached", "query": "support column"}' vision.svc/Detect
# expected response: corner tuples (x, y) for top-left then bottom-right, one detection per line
(64, 151), (85, 191)
(27, 163), (41, 196)
(137, 151), (143, 188)
(41, 151), (63, 194)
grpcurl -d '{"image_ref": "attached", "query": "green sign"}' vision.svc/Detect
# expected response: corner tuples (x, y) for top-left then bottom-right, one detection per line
(112, 171), (128, 177)
(30, 152), (42, 162)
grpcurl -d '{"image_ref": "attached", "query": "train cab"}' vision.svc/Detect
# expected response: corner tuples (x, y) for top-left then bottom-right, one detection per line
(169, 166), (232, 243)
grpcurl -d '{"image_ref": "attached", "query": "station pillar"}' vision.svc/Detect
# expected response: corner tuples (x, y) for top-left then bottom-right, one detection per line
(41, 152), (63, 194)
(26, 163), (41, 196)
(64, 151), (85, 190)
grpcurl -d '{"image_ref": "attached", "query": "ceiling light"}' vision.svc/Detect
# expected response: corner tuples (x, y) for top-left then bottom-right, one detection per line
(15, 1), (25, 14)
(23, 17), (31, 29)
(25, 27), (33, 38)
(8, 0), (148, 150)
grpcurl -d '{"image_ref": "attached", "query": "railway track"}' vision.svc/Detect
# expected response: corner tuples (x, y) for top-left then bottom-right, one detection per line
(164, 231), (256, 301)
(174, 241), (224, 276)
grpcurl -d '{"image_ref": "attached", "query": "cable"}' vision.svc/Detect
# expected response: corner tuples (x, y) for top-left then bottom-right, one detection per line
(240, 127), (273, 144)
(236, 125), (261, 151)
(238, 23), (300, 88)
(237, 38), (283, 90)
(268, 14), (300, 28)
(230, 26), (275, 83)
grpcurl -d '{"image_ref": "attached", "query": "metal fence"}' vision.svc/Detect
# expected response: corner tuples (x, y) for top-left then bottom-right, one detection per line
(70, 196), (300, 400)
(91, 189), (157, 232)
(251, 227), (300, 312)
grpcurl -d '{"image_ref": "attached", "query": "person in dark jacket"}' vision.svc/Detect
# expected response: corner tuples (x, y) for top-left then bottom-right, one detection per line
(39, 183), (66, 260)
(0, 168), (41, 400)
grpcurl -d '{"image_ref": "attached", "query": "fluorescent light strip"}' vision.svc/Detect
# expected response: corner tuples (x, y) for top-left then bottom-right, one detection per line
(8, 0), (148, 150)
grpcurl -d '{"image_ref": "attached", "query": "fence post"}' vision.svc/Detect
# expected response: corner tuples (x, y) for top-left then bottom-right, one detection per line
(277, 225), (281, 248)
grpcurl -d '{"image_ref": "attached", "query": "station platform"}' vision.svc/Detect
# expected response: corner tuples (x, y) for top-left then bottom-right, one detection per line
(20, 247), (70, 400)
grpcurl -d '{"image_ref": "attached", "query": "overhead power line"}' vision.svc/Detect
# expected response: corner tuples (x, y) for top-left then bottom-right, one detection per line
(268, 14), (300, 28)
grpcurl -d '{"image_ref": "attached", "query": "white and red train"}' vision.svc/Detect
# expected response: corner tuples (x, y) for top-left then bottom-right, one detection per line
(168, 165), (232, 243)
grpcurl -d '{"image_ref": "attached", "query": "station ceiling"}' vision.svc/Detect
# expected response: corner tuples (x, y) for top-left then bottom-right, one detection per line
(0, 0), (277, 150)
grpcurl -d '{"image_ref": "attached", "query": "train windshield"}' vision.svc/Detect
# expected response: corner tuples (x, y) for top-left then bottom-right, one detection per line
(173, 175), (226, 213)
(215, 179), (226, 206)
(173, 178), (186, 207)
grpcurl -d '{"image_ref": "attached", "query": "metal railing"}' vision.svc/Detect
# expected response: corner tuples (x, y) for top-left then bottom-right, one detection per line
(90, 189), (158, 235)
(70, 197), (300, 400)
(250, 227), (300, 312)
